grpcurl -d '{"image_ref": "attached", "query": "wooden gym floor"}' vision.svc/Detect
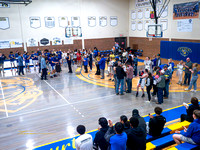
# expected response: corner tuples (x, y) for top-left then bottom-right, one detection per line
(0, 59), (200, 150)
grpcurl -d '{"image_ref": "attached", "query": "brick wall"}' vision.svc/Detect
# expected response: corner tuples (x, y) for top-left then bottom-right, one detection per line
(84, 38), (115, 50)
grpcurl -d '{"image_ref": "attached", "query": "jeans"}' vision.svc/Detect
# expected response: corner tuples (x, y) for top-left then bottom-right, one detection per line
(164, 81), (170, 98)
(68, 61), (72, 73)
(96, 64), (100, 75)
(39, 63), (41, 73)
(116, 78), (124, 94)
(18, 66), (24, 75)
(84, 65), (88, 73)
(157, 87), (164, 104)
(89, 61), (92, 70)
(188, 76), (198, 90)
(184, 73), (191, 85)
(152, 84), (157, 96)
(100, 69), (104, 79)
(41, 68), (47, 79)
(134, 66), (137, 76)
(126, 78), (132, 93)
(146, 86), (152, 101)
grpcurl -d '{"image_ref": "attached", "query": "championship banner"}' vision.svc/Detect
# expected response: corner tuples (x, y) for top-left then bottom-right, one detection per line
(136, 0), (162, 8)
(45, 17), (55, 28)
(59, 16), (68, 28)
(161, 41), (200, 64)
(0, 17), (10, 30)
(88, 16), (96, 27)
(173, 1), (199, 20)
(30, 17), (41, 29)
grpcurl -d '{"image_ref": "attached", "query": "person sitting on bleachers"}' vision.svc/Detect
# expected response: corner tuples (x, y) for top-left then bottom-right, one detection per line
(181, 97), (200, 122)
(104, 120), (127, 150)
(126, 117), (146, 150)
(132, 109), (146, 134)
(120, 115), (130, 133)
(93, 117), (109, 150)
(75, 125), (93, 150)
(147, 107), (166, 137)
(173, 110), (200, 145)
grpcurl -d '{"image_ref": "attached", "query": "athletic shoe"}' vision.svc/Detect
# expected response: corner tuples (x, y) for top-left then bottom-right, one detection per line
(163, 97), (168, 99)
(191, 90), (197, 92)
(112, 79), (114, 81)
(141, 93), (145, 97)
(185, 88), (189, 91)
(136, 92), (138, 97)
(116, 93), (119, 95)
(145, 101), (150, 103)
(109, 79), (111, 81)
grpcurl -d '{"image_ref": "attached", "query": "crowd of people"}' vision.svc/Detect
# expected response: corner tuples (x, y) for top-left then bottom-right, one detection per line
(75, 100), (200, 150)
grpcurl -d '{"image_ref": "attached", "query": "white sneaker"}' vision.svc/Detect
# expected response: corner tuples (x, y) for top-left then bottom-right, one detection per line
(185, 88), (189, 91)
(145, 101), (150, 103)
(191, 90), (197, 92)
(154, 97), (158, 100)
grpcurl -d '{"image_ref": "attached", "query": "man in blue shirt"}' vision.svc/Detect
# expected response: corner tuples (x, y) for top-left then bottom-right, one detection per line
(15, 51), (19, 72)
(9, 51), (16, 71)
(133, 55), (138, 77)
(98, 55), (106, 79)
(173, 110), (200, 145)
(41, 55), (47, 80)
(83, 55), (88, 73)
(105, 120), (127, 150)
(18, 53), (24, 75)
(0, 53), (5, 75)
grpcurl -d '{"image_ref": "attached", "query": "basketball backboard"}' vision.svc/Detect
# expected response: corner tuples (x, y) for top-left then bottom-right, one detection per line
(147, 24), (163, 38)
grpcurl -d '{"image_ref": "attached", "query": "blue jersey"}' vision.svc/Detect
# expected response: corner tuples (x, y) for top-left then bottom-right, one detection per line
(50, 57), (55, 66)
(9, 54), (15, 62)
(83, 58), (88, 66)
(54, 56), (59, 63)
(25, 55), (30, 63)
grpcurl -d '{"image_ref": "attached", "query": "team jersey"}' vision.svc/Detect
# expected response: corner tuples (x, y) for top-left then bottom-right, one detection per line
(50, 57), (55, 66)
(25, 55), (30, 63)
(9, 54), (15, 62)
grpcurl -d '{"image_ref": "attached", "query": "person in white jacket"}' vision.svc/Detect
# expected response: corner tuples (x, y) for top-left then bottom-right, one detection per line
(144, 57), (152, 72)
(177, 60), (184, 85)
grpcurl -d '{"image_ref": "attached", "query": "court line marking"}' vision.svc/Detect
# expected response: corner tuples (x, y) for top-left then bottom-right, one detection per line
(0, 94), (116, 120)
(0, 81), (8, 117)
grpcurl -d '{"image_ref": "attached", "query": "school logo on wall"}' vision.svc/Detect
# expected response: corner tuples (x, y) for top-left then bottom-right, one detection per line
(177, 47), (192, 57)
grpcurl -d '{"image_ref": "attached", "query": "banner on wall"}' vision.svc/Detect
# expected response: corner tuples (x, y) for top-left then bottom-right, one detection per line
(0, 2), (10, 8)
(177, 19), (193, 32)
(173, 1), (199, 20)
(27, 38), (38, 47)
(137, 9), (143, 19)
(99, 16), (107, 27)
(131, 10), (136, 20)
(64, 38), (74, 45)
(160, 6), (168, 18)
(110, 16), (118, 26)
(59, 16), (68, 28)
(160, 19), (168, 31)
(144, 20), (151, 31)
(10, 39), (23, 48)
(161, 41), (200, 64)
(88, 16), (96, 27)
(40, 38), (50, 46)
(145, 8), (150, 19)
(52, 37), (62, 45)
(0, 40), (10, 49)
(137, 20), (143, 31)
(65, 27), (82, 38)
(131, 21), (136, 31)
(0, 17), (10, 30)
(30, 17), (41, 29)
(45, 17), (55, 28)
(136, 0), (162, 8)
(71, 16), (80, 27)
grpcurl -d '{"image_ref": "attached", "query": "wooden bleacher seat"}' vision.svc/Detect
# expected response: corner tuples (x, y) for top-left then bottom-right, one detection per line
(168, 142), (200, 150)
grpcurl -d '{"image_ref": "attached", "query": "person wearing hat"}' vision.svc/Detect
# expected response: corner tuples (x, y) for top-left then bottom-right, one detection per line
(163, 65), (172, 99)
(156, 54), (161, 67)
(132, 109), (146, 133)
(155, 70), (166, 104)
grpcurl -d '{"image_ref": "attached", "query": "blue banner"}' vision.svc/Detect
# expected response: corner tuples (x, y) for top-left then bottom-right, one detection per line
(160, 41), (200, 64)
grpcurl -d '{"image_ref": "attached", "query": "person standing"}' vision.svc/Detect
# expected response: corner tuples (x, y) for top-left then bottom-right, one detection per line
(115, 62), (126, 95)
(18, 53), (24, 76)
(183, 57), (192, 85)
(9, 51), (16, 71)
(144, 57), (152, 72)
(38, 53), (42, 73)
(146, 72), (153, 102)
(163, 65), (172, 99)
(41, 55), (47, 80)
(133, 55), (138, 77)
(95, 52), (101, 75)
(151, 55), (157, 69)
(88, 51), (93, 71)
(126, 63), (133, 93)
(66, 53), (72, 73)
(185, 63), (198, 92)
(0, 53), (5, 75)
(177, 60), (184, 85)
(156, 54), (161, 67)
(83, 55), (88, 73)
(155, 70), (165, 104)
(99, 55), (106, 79)
(77, 50), (82, 67)
(75, 125), (93, 150)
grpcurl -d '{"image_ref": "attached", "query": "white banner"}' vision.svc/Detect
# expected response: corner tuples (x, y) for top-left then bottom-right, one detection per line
(110, 16), (118, 26)
(145, 8), (150, 19)
(10, 39), (23, 48)
(0, 17), (9, 30)
(30, 17), (41, 29)
(131, 21), (136, 31)
(144, 20), (151, 31)
(136, 0), (162, 8)
(71, 16), (80, 27)
(131, 10), (136, 20)
(52, 37), (62, 45)
(137, 21), (143, 31)
(64, 39), (74, 45)
(99, 16), (107, 27)
(59, 16), (68, 28)
(137, 9), (143, 19)
(88, 16), (96, 27)
(160, 19), (168, 31)
(177, 19), (193, 32)
(27, 38), (38, 47)
(45, 16), (55, 28)
(160, 6), (168, 18)
(0, 40), (10, 49)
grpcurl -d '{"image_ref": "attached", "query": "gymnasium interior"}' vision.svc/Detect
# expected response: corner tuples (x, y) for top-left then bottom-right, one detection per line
(0, 0), (200, 150)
